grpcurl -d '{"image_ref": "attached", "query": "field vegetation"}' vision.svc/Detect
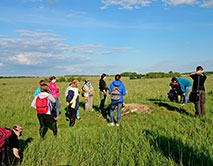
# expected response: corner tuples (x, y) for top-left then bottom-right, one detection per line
(0, 75), (213, 165)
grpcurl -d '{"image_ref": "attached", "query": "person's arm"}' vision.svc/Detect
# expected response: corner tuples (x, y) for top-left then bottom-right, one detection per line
(13, 148), (20, 159)
(48, 94), (56, 103)
(122, 84), (127, 96)
(33, 87), (40, 97)
(31, 96), (37, 109)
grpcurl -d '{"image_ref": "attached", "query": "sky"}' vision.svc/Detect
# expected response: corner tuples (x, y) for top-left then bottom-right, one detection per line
(0, 0), (213, 76)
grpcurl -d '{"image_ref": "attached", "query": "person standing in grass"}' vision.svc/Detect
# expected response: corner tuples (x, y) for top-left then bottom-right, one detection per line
(99, 73), (108, 114)
(65, 80), (80, 127)
(0, 125), (23, 166)
(190, 66), (207, 117)
(82, 79), (94, 111)
(31, 84), (57, 139)
(171, 77), (192, 105)
(108, 74), (126, 126)
(49, 76), (61, 119)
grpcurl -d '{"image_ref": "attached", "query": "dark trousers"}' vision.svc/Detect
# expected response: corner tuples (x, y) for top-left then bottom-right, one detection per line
(66, 106), (77, 127)
(195, 91), (205, 116)
(99, 95), (106, 112)
(37, 114), (57, 138)
(0, 147), (19, 166)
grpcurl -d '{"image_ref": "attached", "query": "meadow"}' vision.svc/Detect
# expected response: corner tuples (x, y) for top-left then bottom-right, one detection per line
(0, 75), (213, 166)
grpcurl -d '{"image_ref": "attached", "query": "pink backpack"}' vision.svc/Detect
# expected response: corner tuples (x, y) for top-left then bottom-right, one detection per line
(0, 128), (12, 152)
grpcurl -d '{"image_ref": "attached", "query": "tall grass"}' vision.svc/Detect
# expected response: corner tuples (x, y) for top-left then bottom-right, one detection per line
(0, 76), (212, 165)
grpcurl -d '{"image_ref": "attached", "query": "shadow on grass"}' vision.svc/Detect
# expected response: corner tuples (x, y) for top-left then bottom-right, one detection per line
(19, 137), (33, 161)
(148, 98), (193, 116)
(144, 130), (213, 166)
(79, 101), (110, 123)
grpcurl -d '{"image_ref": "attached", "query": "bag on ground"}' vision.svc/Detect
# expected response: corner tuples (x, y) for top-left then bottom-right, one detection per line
(0, 128), (12, 152)
(111, 86), (121, 101)
(36, 97), (48, 114)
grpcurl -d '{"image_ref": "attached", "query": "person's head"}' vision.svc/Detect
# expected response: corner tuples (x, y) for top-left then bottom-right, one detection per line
(171, 77), (177, 83)
(196, 66), (203, 72)
(71, 80), (79, 88)
(12, 125), (23, 137)
(39, 80), (46, 86)
(85, 79), (90, 84)
(115, 74), (121, 81)
(41, 83), (49, 93)
(101, 73), (107, 80)
(50, 76), (56, 83)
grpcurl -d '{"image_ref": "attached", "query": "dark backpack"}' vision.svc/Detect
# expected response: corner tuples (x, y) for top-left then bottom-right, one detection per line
(111, 86), (121, 101)
(36, 96), (48, 114)
(0, 128), (12, 152)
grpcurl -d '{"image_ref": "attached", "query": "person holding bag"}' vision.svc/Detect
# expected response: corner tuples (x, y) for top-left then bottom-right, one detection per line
(190, 66), (207, 117)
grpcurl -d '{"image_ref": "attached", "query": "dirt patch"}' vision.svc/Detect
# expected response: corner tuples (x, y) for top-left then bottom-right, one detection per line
(122, 103), (152, 115)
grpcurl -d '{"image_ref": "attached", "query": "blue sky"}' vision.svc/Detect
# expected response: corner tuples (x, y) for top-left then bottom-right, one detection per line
(0, 0), (213, 76)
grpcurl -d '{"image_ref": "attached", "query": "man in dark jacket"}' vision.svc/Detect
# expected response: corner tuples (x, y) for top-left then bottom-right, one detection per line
(190, 66), (207, 117)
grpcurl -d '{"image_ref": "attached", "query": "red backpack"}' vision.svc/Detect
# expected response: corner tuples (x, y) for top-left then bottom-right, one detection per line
(0, 128), (12, 152)
(36, 96), (49, 114)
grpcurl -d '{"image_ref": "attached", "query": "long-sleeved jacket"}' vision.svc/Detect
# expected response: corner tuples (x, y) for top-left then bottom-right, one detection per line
(49, 82), (59, 98)
(65, 86), (79, 110)
(31, 92), (56, 115)
(177, 78), (192, 93)
(109, 80), (126, 103)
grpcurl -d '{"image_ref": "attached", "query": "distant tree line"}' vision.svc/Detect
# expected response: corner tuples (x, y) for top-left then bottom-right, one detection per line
(120, 71), (181, 79)
(44, 76), (83, 83)
(145, 71), (181, 78)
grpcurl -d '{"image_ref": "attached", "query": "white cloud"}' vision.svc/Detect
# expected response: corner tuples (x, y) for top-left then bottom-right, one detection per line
(8, 52), (52, 65)
(201, 0), (213, 7)
(162, 0), (198, 6)
(0, 63), (4, 67)
(101, 0), (153, 10)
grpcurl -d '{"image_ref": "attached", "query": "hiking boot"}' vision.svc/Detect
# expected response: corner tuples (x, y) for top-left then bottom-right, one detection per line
(77, 117), (82, 121)
(108, 123), (114, 127)
(116, 123), (119, 127)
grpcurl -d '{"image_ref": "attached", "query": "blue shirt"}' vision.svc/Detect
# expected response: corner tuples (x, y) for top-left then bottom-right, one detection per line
(177, 78), (192, 93)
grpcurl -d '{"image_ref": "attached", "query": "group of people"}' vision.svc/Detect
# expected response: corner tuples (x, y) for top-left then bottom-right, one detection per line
(30, 74), (127, 139)
(0, 66), (207, 165)
(169, 66), (207, 116)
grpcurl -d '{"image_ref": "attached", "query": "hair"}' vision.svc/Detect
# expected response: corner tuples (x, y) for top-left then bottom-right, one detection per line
(13, 125), (23, 132)
(40, 83), (49, 93)
(171, 77), (177, 82)
(115, 74), (121, 81)
(101, 73), (107, 80)
(50, 76), (56, 81)
(39, 80), (46, 86)
(85, 79), (90, 84)
(71, 80), (79, 88)
(196, 66), (203, 71)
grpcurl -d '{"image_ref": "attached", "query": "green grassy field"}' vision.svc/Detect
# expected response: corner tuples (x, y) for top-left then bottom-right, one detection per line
(0, 76), (213, 166)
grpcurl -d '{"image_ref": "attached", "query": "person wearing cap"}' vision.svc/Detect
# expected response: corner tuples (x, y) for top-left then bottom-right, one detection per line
(82, 79), (94, 111)
(108, 74), (127, 126)
(0, 125), (23, 165)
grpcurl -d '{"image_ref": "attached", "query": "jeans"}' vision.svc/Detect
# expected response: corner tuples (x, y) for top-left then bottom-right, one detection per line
(110, 102), (122, 124)
(55, 98), (61, 117)
(184, 86), (191, 104)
